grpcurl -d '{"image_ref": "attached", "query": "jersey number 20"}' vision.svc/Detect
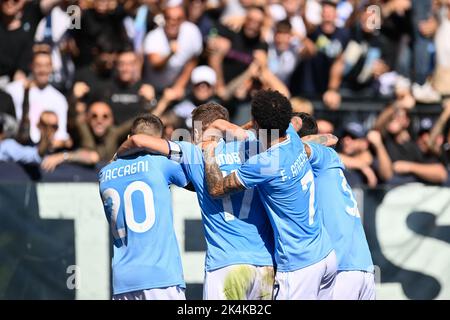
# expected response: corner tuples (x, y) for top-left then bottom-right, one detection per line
(102, 181), (156, 241)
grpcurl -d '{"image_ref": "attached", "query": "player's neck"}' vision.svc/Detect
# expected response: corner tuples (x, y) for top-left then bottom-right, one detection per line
(267, 135), (288, 149)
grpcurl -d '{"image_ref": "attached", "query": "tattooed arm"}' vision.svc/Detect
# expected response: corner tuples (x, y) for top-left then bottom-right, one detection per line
(302, 134), (339, 148)
(203, 142), (246, 198)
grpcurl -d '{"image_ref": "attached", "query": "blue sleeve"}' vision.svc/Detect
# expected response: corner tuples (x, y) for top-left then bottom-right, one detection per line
(235, 154), (269, 189)
(305, 142), (329, 176)
(286, 123), (297, 137)
(2, 139), (41, 164)
(175, 141), (203, 180)
(163, 159), (189, 187)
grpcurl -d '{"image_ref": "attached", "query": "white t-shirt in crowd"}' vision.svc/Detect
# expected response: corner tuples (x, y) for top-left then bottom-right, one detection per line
(268, 43), (300, 85)
(436, 8), (450, 68)
(143, 22), (203, 91)
(6, 81), (69, 143)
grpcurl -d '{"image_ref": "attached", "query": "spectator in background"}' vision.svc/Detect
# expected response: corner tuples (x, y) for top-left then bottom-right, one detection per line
(123, 0), (160, 54)
(338, 121), (378, 187)
(269, 0), (308, 39)
(268, 19), (302, 86)
(431, 0), (450, 97)
(294, 0), (350, 110)
(0, 111), (58, 165)
(341, 3), (390, 96)
(316, 117), (335, 134)
(0, 0), (64, 84)
(428, 99), (450, 168)
(105, 47), (156, 125)
(6, 50), (70, 146)
(144, 3), (203, 98)
(71, 0), (128, 67)
(154, 65), (220, 132)
(411, 0), (436, 86)
(75, 101), (134, 163)
(72, 36), (119, 107)
(208, 6), (268, 99)
(290, 96), (314, 115)
(0, 0), (33, 86)
(374, 102), (448, 184)
(378, 0), (412, 76)
(185, 0), (216, 42)
(34, 0), (77, 93)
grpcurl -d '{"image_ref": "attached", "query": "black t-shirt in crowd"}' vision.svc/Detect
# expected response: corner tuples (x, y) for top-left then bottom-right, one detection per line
(71, 7), (128, 67)
(0, 89), (15, 118)
(105, 80), (150, 125)
(218, 25), (268, 84)
(344, 25), (386, 91)
(0, 0), (42, 80)
(294, 26), (349, 96)
(22, 0), (45, 38)
(0, 23), (33, 80)
(74, 65), (114, 103)
(383, 133), (424, 163)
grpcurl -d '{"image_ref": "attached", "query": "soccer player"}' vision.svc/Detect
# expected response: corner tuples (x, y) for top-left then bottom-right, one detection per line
(202, 89), (337, 300)
(99, 114), (189, 300)
(296, 112), (376, 300)
(116, 102), (275, 300)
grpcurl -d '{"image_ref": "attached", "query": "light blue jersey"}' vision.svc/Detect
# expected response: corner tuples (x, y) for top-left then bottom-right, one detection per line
(306, 142), (374, 272)
(236, 125), (333, 272)
(99, 154), (188, 295)
(175, 135), (274, 272)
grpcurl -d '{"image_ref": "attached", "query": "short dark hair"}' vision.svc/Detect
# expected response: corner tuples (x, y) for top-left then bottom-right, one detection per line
(251, 89), (292, 136)
(191, 102), (229, 131)
(130, 114), (164, 137)
(294, 112), (318, 137)
(275, 19), (292, 34)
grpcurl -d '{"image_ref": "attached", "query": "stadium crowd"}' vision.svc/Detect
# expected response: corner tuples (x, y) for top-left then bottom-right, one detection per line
(0, 0), (449, 187)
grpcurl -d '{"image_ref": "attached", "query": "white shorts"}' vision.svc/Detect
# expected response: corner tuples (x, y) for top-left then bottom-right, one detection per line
(203, 265), (274, 300)
(113, 286), (186, 300)
(274, 250), (337, 300)
(333, 270), (376, 300)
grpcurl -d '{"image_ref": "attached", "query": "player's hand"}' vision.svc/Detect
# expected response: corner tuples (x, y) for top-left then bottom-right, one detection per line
(323, 90), (341, 110)
(367, 130), (383, 147)
(41, 153), (65, 172)
(393, 161), (413, 174)
(73, 82), (90, 100)
(139, 84), (156, 102)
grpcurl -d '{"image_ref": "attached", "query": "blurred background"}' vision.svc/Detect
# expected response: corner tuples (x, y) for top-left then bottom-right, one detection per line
(0, 0), (449, 300)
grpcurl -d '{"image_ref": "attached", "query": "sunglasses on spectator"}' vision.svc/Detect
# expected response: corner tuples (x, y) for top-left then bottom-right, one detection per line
(39, 122), (58, 130)
(91, 113), (111, 120)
